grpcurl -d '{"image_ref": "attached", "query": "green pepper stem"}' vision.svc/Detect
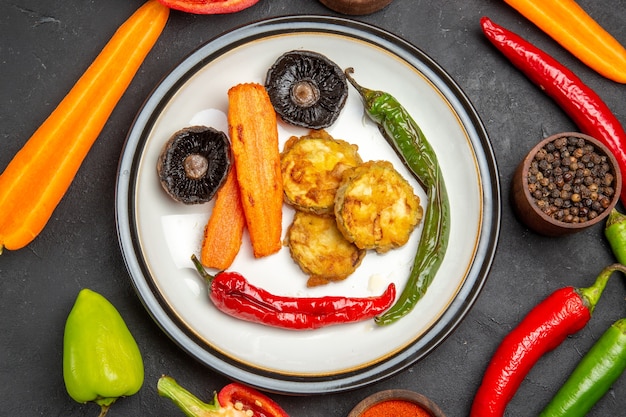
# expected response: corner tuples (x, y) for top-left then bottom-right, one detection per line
(97, 404), (111, 417)
(578, 263), (626, 314)
(191, 254), (215, 284)
(157, 376), (222, 417)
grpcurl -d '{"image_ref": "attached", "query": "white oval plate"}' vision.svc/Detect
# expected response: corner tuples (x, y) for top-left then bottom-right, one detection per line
(116, 15), (500, 394)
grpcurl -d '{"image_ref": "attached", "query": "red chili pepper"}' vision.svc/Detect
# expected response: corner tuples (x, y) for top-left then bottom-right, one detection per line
(191, 255), (396, 330)
(158, 376), (290, 417)
(218, 383), (289, 417)
(480, 16), (626, 205)
(470, 263), (626, 417)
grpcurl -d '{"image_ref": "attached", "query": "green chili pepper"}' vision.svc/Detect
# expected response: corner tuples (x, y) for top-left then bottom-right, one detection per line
(605, 208), (626, 265)
(63, 289), (144, 417)
(344, 68), (451, 325)
(539, 318), (626, 417)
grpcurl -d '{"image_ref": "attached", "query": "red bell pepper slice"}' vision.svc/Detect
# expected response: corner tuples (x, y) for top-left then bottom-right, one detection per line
(157, 376), (290, 417)
(218, 383), (290, 417)
(156, 0), (260, 14)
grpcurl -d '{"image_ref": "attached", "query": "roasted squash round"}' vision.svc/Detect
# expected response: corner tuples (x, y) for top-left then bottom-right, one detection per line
(281, 130), (362, 214)
(334, 160), (423, 253)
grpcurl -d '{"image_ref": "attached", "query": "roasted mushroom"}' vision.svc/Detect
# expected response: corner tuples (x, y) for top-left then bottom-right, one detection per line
(265, 50), (348, 129)
(157, 125), (231, 204)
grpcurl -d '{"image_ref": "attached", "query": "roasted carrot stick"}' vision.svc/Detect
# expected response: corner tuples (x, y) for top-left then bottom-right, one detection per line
(200, 165), (246, 270)
(504, 0), (626, 83)
(0, 0), (169, 253)
(227, 83), (283, 258)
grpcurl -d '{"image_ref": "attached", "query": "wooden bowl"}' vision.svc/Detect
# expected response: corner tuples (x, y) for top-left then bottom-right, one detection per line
(319, 0), (394, 15)
(347, 389), (446, 417)
(511, 132), (621, 236)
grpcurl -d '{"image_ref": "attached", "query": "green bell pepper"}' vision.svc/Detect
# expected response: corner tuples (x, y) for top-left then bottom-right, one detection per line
(63, 288), (144, 417)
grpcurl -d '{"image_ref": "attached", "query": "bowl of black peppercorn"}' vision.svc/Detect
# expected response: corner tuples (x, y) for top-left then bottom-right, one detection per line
(511, 132), (622, 236)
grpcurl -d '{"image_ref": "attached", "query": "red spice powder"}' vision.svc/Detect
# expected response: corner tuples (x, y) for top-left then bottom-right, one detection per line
(360, 399), (432, 417)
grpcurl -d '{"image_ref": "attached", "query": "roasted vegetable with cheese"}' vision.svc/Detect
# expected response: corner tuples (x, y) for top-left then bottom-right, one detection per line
(281, 130), (362, 215)
(286, 211), (365, 287)
(334, 160), (422, 253)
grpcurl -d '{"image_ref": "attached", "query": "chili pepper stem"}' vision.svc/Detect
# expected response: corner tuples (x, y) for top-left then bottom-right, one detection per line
(605, 208), (626, 265)
(157, 376), (221, 417)
(344, 67), (365, 94)
(579, 263), (626, 314)
(344, 67), (389, 114)
(606, 208), (626, 228)
(191, 254), (215, 284)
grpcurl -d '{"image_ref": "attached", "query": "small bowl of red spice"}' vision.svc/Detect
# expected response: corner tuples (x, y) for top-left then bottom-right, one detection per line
(347, 389), (446, 417)
(511, 132), (621, 236)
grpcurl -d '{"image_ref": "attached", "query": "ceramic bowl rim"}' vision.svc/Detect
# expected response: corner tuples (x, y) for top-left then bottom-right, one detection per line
(347, 389), (446, 417)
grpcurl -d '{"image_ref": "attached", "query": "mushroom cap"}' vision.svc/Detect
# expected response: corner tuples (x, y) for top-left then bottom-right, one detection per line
(265, 50), (348, 129)
(157, 125), (231, 204)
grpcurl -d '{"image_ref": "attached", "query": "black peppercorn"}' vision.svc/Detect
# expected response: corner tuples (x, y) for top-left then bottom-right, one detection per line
(526, 135), (615, 223)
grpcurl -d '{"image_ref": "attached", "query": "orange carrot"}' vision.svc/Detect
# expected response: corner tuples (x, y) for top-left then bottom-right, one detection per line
(200, 165), (246, 270)
(0, 1), (169, 253)
(504, 0), (626, 83)
(227, 83), (283, 258)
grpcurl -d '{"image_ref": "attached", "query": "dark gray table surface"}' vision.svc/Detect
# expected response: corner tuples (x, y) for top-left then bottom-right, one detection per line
(2, 0), (626, 415)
